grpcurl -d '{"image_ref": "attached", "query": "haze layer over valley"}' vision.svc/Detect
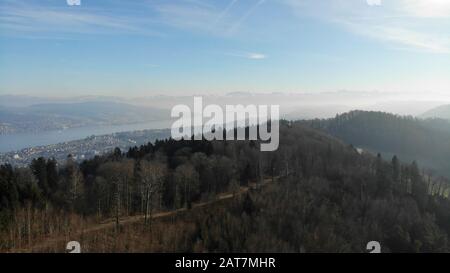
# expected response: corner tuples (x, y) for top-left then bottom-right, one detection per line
(1, 90), (447, 135)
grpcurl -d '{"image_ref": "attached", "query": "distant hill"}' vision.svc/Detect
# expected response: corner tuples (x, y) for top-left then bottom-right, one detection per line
(421, 105), (450, 120)
(27, 101), (168, 122)
(301, 110), (450, 177)
(0, 101), (169, 135)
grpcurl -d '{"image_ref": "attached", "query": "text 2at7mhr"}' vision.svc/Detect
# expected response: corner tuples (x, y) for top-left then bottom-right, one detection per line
(175, 257), (276, 271)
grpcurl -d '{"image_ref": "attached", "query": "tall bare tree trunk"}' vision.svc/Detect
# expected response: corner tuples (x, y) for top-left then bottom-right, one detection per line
(115, 185), (120, 231)
(159, 192), (162, 211)
(97, 199), (101, 221)
(144, 187), (150, 226)
(149, 196), (153, 231)
(27, 203), (31, 246)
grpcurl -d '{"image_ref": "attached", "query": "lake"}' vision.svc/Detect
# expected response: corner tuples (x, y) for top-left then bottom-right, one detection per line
(0, 120), (173, 153)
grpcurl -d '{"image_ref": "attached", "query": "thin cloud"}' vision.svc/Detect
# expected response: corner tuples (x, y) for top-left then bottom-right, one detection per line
(398, 0), (450, 18)
(226, 51), (267, 59)
(285, 0), (450, 54)
(154, 3), (219, 32)
(0, 1), (160, 37)
(342, 21), (450, 54)
(247, 52), (267, 59)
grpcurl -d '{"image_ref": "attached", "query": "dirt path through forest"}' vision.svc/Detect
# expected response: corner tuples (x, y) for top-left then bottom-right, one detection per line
(13, 178), (275, 252)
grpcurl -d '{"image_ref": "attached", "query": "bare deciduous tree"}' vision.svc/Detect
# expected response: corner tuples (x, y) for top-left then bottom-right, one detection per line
(139, 161), (167, 227)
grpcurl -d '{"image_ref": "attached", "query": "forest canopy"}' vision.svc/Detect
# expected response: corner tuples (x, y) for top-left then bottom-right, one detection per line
(1, 118), (450, 252)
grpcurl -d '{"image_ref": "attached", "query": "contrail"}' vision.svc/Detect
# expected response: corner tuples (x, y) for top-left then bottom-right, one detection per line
(212, 0), (239, 27)
(227, 0), (265, 35)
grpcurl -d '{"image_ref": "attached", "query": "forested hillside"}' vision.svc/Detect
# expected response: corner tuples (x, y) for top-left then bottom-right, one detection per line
(421, 105), (450, 120)
(302, 111), (450, 177)
(1, 121), (450, 252)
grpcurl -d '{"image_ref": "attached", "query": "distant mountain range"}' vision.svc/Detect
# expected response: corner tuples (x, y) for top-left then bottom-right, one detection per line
(0, 101), (169, 135)
(421, 104), (450, 120)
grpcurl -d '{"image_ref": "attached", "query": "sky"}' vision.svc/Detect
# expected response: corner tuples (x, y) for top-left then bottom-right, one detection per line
(0, 0), (449, 97)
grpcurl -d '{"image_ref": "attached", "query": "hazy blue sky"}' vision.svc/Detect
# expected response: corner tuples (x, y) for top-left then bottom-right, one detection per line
(0, 0), (449, 97)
